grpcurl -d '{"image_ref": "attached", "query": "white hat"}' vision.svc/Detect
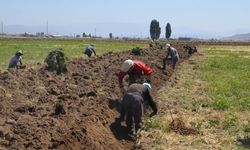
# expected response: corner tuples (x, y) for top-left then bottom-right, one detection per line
(16, 50), (23, 55)
(121, 59), (134, 72)
(143, 82), (152, 89)
(166, 43), (171, 48)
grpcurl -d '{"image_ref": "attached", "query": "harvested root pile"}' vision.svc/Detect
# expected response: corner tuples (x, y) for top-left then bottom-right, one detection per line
(44, 48), (67, 74)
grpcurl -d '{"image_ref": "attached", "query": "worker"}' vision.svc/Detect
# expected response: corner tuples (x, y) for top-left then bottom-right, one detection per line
(84, 44), (96, 57)
(162, 43), (179, 71)
(116, 59), (153, 88)
(8, 50), (24, 70)
(183, 45), (193, 56)
(193, 46), (198, 53)
(183, 45), (197, 56)
(119, 82), (158, 136)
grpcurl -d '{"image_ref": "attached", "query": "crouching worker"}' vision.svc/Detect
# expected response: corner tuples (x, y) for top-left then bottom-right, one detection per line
(119, 83), (158, 137)
(163, 43), (179, 71)
(116, 59), (153, 88)
(84, 44), (96, 57)
(8, 50), (25, 70)
(183, 45), (198, 56)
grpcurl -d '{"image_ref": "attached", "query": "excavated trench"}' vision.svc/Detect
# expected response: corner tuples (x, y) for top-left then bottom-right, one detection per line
(0, 43), (192, 149)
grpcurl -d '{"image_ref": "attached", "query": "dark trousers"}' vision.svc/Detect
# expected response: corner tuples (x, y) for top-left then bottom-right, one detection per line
(122, 92), (143, 132)
(163, 56), (178, 70)
(84, 49), (92, 57)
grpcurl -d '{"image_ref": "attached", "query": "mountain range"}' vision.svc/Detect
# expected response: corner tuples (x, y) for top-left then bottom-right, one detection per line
(223, 33), (250, 41)
(1, 23), (223, 39)
(2, 24), (249, 40)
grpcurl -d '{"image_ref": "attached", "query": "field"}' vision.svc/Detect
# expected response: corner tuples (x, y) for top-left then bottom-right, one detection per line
(0, 38), (250, 149)
(138, 45), (250, 149)
(0, 38), (148, 69)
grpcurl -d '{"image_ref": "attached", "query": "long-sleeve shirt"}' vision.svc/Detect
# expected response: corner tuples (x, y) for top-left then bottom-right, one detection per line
(165, 47), (179, 61)
(117, 61), (153, 85)
(8, 55), (22, 69)
(120, 83), (158, 119)
(84, 46), (96, 56)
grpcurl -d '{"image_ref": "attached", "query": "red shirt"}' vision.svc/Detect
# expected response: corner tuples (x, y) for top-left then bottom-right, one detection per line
(116, 61), (153, 85)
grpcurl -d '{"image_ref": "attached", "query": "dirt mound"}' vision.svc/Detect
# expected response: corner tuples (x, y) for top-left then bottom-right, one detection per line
(0, 43), (192, 149)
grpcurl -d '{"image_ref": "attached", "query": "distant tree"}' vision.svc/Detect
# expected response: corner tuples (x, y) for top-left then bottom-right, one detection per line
(82, 32), (87, 37)
(76, 35), (81, 38)
(88, 33), (91, 37)
(109, 33), (113, 39)
(165, 22), (172, 39)
(150, 19), (161, 40)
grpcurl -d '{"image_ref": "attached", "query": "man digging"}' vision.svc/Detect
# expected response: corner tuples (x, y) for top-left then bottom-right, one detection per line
(119, 82), (158, 139)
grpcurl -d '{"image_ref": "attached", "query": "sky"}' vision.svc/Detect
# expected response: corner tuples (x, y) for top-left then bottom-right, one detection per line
(0, 0), (250, 38)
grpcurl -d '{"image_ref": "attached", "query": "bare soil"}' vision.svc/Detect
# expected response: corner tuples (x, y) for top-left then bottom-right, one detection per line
(0, 43), (191, 150)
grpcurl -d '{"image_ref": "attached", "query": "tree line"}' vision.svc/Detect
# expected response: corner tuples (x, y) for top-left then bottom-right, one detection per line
(80, 19), (171, 40)
(150, 19), (172, 40)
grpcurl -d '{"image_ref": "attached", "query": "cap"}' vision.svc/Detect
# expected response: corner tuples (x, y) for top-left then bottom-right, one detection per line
(16, 50), (23, 55)
(143, 82), (152, 89)
(166, 43), (171, 48)
(120, 59), (134, 72)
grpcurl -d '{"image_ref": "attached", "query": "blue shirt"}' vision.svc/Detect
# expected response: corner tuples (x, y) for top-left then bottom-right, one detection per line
(8, 55), (22, 69)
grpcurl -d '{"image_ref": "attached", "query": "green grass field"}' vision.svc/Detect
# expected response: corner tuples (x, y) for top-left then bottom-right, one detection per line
(0, 38), (148, 69)
(140, 45), (250, 149)
(202, 45), (250, 149)
(202, 45), (250, 111)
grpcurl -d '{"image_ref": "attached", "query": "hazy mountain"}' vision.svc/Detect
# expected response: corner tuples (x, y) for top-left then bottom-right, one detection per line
(4, 24), (45, 35)
(223, 33), (250, 41)
(2, 23), (229, 39)
(3, 23), (150, 38)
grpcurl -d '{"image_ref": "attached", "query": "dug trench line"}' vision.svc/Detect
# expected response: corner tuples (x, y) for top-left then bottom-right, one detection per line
(0, 43), (192, 149)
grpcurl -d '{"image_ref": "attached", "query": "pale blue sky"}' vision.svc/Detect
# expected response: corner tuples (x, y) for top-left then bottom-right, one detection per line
(1, 0), (250, 38)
